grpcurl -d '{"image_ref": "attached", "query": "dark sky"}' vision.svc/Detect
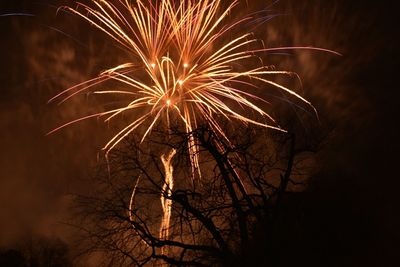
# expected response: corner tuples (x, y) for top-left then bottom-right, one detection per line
(0, 0), (399, 266)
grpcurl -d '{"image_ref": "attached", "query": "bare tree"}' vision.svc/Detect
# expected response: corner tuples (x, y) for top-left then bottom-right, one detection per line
(73, 125), (314, 266)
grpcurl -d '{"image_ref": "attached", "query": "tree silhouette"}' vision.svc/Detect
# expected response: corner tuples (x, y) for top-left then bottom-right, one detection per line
(0, 237), (71, 267)
(73, 125), (314, 266)
(0, 249), (26, 267)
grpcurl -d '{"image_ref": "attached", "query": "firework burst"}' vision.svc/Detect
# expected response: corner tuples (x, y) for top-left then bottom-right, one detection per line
(49, 0), (339, 174)
(49, 0), (340, 245)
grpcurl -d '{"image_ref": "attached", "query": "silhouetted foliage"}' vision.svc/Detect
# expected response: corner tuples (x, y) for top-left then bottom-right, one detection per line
(0, 237), (72, 267)
(0, 249), (26, 267)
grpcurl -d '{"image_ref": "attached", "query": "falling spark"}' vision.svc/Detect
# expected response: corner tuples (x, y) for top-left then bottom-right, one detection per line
(128, 176), (140, 222)
(160, 149), (176, 246)
(0, 13), (35, 17)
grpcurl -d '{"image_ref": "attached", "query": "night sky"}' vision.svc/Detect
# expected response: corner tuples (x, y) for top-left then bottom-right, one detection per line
(0, 0), (399, 266)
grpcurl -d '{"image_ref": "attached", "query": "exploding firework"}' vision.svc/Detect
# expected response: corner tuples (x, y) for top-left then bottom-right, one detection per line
(49, 0), (339, 245)
(49, 0), (338, 174)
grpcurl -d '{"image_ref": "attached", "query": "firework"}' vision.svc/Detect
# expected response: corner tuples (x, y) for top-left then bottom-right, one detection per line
(50, 0), (339, 244)
(50, 0), (338, 172)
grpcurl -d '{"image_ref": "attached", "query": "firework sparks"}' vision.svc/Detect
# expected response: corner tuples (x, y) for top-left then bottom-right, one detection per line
(49, 0), (339, 174)
(49, 0), (339, 244)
